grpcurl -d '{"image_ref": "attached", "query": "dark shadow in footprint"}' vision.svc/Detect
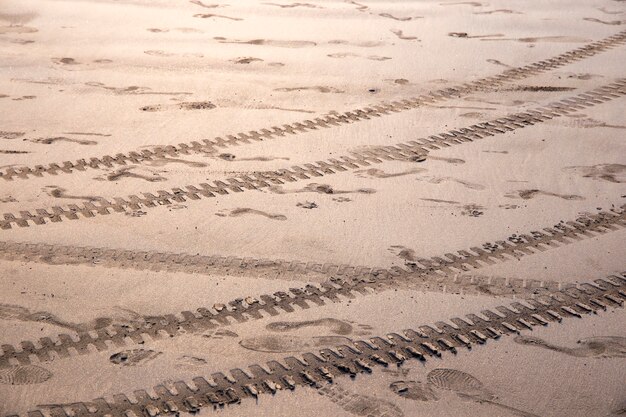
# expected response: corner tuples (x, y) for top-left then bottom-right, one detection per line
(418, 176), (484, 190)
(263, 2), (323, 8)
(0, 131), (25, 139)
(110, 349), (162, 366)
(231, 57), (263, 64)
(86, 82), (191, 96)
(514, 335), (626, 358)
(0, 365), (52, 385)
(505, 189), (584, 200)
(379, 13), (422, 21)
(144, 156), (207, 168)
(274, 86), (344, 93)
(389, 245), (418, 262)
(216, 207), (287, 220)
(194, 13), (243, 20)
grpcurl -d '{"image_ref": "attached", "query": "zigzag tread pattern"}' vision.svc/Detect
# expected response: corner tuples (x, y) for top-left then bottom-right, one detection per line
(11, 273), (626, 417)
(1, 205), (623, 370)
(1, 30), (625, 182)
(2, 80), (626, 230)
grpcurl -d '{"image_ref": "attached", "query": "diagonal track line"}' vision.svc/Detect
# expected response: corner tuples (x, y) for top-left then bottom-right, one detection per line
(2, 79), (625, 231)
(1, 205), (623, 370)
(1, 31), (625, 182)
(12, 273), (626, 417)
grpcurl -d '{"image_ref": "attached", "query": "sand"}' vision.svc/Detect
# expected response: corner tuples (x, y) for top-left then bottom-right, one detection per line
(0, 0), (625, 416)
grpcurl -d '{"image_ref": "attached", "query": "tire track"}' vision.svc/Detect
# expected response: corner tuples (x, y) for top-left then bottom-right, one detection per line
(2, 80), (625, 231)
(1, 206), (623, 370)
(13, 273), (626, 417)
(2, 30), (625, 182)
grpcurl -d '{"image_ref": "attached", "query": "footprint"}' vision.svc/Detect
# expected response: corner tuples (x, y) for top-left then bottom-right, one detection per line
(203, 329), (239, 339)
(514, 335), (626, 358)
(505, 189), (584, 200)
(144, 156), (207, 168)
(109, 349), (162, 366)
(319, 384), (404, 417)
(263, 2), (323, 8)
(231, 57), (263, 64)
(215, 208), (287, 221)
(214, 37), (315, 48)
(274, 86), (344, 93)
(418, 176), (485, 190)
(562, 117), (626, 130)
(474, 9), (522, 14)
(297, 201), (318, 209)
(482, 35), (590, 43)
(563, 164), (626, 183)
(460, 204), (485, 217)
(269, 183), (375, 195)
(390, 381), (439, 401)
(217, 153), (288, 162)
(356, 167), (426, 179)
(52, 57), (79, 65)
(44, 186), (102, 202)
(0, 25), (38, 34)
(506, 85), (575, 92)
(190, 0), (223, 8)
(267, 318), (355, 335)
(100, 167), (166, 183)
(448, 32), (504, 39)
(239, 334), (350, 353)
(390, 29), (419, 41)
(420, 198), (460, 204)
(583, 17), (625, 25)
(379, 13), (422, 21)
(0, 365), (52, 385)
(85, 82), (191, 96)
(389, 245), (418, 262)
(486, 59), (511, 67)
(194, 13), (242, 20)
(0, 131), (25, 139)
(28, 136), (97, 145)
(440, 1), (484, 6)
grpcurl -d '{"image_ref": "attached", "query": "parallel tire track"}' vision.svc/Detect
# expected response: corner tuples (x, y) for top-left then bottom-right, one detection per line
(13, 273), (626, 417)
(1, 206), (623, 370)
(1, 30), (625, 182)
(2, 80), (625, 230)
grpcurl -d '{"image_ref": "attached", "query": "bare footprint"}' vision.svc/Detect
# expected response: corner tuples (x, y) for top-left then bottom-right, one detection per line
(356, 167), (426, 179)
(390, 380), (439, 401)
(52, 57), (79, 65)
(564, 164), (626, 183)
(109, 349), (162, 366)
(474, 9), (522, 14)
(215, 207), (287, 221)
(514, 335), (626, 358)
(505, 189), (584, 200)
(297, 201), (318, 209)
(0, 365), (52, 385)
(190, 0), (223, 8)
(194, 13), (242, 20)
(460, 204), (485, 217)
(319, 384), (404, 417)
(448, 32), (504, 39)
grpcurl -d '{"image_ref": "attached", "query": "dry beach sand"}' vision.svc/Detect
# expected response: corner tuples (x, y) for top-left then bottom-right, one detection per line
(1, 0), (625, 416)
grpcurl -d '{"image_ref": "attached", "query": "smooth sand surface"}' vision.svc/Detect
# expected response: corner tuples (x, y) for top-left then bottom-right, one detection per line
(1, 0), (625, 416)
